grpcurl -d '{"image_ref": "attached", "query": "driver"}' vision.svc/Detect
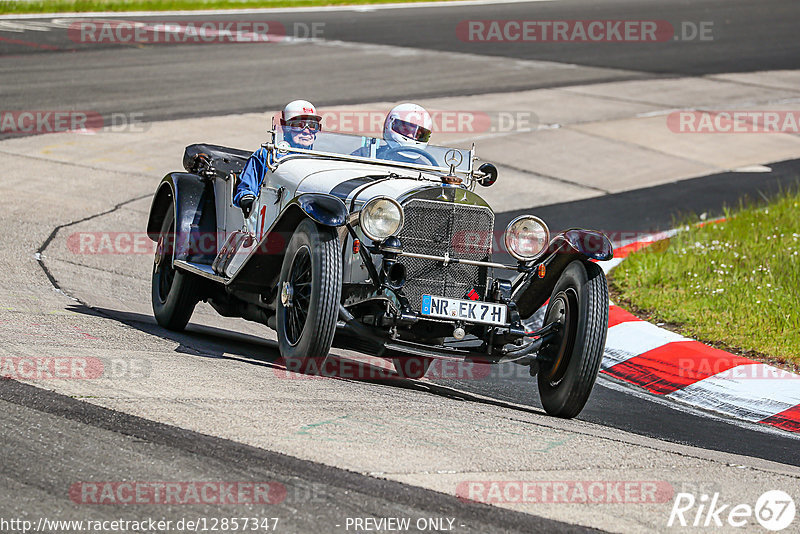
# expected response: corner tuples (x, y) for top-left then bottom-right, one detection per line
(234, 100), (322, 217)
(281, 99), (322, 150)
(352, 103), (433, 163)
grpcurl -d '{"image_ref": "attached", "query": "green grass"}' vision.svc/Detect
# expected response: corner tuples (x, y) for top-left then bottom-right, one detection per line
(611, 190), (800, 368)
(0, 0), (448, 14)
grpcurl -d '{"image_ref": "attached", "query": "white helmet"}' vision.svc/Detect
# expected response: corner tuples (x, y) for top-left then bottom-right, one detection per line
(383, 103), (433, 157)
(280, 99), (322, 126)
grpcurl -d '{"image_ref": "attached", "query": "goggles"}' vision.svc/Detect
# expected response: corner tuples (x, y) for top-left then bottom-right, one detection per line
(391, 118), (431, 143)
(285, 118), (321, 132)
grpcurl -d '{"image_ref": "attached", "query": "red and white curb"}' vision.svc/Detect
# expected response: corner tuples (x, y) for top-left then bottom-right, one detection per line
(597, 231), (800, 434)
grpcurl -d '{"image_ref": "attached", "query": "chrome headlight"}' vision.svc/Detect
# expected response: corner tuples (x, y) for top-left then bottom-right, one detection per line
(504, 215), (550, 261)
(359, 197), (404, 241)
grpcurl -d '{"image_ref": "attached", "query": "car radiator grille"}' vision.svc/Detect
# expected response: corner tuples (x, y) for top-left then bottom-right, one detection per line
(398, 199), (494, 311)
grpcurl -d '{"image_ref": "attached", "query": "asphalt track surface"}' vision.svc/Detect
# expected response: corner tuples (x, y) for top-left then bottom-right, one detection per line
(463, 159), (800, 468)
(0, 379), (590, 533)
(2, 0), (800, 126)
(2, 0), (800, 530)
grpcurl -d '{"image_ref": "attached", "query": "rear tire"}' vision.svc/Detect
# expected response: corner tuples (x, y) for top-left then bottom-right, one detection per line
(151, 204), (200, 331)
(537, 260), (608, 418)
(277, 219), (342, 373)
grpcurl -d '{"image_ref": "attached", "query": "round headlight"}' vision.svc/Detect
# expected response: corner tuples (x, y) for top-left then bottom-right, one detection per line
(504, 215), (550, 261)
(359, 197), (404, 241)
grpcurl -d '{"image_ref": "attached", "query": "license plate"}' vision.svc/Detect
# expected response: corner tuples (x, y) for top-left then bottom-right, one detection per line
(420, 295), (507, 326)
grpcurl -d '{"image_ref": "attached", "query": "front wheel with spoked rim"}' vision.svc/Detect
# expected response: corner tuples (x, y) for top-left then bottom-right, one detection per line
(276, 219), (342, 373)
(537, 260), (608, 418)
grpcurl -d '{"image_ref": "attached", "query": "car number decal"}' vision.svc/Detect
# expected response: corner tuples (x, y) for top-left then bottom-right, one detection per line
(258, 205), (267, 240)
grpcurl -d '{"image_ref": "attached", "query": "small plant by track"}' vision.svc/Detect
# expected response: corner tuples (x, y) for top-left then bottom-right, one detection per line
(611, 189), (800, 368)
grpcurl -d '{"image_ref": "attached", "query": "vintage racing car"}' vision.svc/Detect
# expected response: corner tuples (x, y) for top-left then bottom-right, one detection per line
(146, 125), (613, 418)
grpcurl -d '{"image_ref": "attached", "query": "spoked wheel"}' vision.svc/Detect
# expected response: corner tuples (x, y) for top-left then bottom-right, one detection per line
(283, 246), (312, 346)
(392, 355), (433, 379)
(277, 219), (342, 373)
(537, 260), (608, 418)
(151, 204), (200, 331)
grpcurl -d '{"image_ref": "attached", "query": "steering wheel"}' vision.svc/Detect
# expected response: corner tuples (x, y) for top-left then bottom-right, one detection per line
(381, 146), (438, 166)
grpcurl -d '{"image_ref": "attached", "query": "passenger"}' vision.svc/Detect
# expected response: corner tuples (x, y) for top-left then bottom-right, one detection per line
(352, 103), (433, 164)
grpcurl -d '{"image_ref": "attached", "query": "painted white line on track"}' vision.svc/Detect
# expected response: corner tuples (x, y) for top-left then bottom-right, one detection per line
(0, 0), (557, 20)
(666, 364), (800, 423)
(0, 11), (586, 77)
(0, 20), (55, 31)
(598, 257), (623, 274)
(603, 322), (689, 369)
(308, 36), (579, 67)
(597, 374), (800, 440)
(602, 227), (800, 434)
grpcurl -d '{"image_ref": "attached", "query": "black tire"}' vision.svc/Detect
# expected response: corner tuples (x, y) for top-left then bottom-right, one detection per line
(392, 355), (433, 379)
(277, 219), (342, 373)
(151, 204), (200, 331)
(537, 260), (608, 418)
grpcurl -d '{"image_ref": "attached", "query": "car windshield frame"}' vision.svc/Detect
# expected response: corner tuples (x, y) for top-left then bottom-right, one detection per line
(268, 127), (474, 176)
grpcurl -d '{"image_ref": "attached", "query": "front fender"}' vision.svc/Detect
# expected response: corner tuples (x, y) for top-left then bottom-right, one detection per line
(559, 229), (614, 261)
(292, 192), (348, 227)
(145, 172), (217, 264)
(511, 229), (613, 319)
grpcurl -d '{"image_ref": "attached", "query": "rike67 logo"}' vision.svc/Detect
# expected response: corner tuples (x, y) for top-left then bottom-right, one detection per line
(668, 490), (796, 531)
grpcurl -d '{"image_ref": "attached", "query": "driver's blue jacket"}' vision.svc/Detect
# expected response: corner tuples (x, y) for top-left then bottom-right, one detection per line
(233, 147), (269, 207)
